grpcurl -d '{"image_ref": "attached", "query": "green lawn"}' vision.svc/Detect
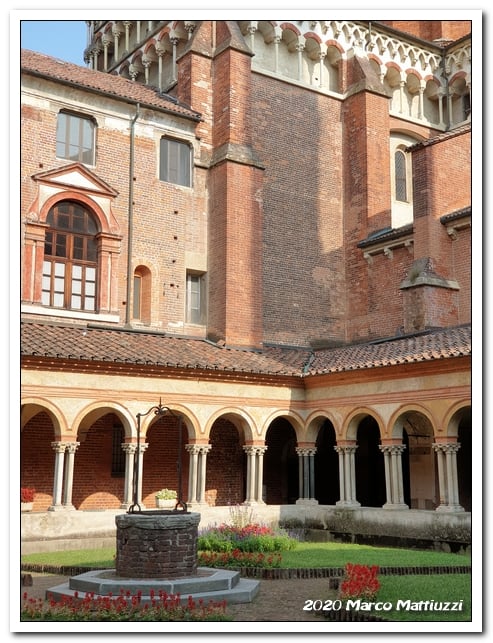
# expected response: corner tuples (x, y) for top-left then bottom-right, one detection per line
(21, 543), (473, 623)
(280, 541), (471, 568)
(21, 541), (471, 571)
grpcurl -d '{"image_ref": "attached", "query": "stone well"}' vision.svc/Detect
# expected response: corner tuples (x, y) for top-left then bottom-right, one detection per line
(115, 511), (200, 579)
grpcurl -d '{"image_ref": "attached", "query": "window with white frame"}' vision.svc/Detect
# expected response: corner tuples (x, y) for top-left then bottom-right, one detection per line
(186, 272), (206, 324)
(56, 111), (96, 165)
(159, 137), (191, 187)
(42, 201), (98, 311)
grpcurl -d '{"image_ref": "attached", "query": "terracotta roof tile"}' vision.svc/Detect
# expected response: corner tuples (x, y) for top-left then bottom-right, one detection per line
(21, 321), (471, 378)
(307, 325), (471, 375)
(21, 49), (201, 121)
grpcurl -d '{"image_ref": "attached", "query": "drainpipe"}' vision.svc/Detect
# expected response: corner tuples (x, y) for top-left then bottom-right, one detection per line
(125, 103), (140, 326)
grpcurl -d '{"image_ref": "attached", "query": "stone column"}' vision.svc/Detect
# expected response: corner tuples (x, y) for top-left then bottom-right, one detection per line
(136, 443), (149, 508)
(196, 444), (212, 504)
(334, 445), (360, 507)
(295, 447), (318, 505)
(49, 441), (79, 511)
(243, 446), (268, 504)
(121, 444), (137, 508)
(49, 442), (66, 511)
(433, 442), (464, 512)
(62, 442), (80, 509)
(185, 444), (201, 504)
(379, 444), (408, 509)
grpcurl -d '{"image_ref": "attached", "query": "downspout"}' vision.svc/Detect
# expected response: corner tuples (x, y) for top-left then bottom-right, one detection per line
(125, 103), (140, 326)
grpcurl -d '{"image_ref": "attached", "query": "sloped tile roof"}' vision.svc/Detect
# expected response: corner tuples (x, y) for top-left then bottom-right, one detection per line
(20, 321), (310, 376)
(21, 321), (471, 378)
(21, 49), (202, 121)
(308, 324), (471, 374)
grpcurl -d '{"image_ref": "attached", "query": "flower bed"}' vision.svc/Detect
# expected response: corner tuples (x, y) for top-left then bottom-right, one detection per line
(21, 589), (231, 622)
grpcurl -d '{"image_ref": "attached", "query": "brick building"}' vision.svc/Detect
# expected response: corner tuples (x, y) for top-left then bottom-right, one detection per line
(20, 19), (472, 542)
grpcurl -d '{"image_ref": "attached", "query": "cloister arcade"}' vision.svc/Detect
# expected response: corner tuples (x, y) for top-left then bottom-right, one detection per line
(20, 395), (471, 515)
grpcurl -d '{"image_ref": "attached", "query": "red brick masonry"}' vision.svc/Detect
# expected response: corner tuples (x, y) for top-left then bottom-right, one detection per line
(115, 511), (200, 579)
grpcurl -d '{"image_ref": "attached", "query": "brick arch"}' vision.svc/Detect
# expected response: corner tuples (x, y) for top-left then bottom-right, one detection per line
(38, 191), (117, 236)
(262, 409), (304, 442)
(388, 403), (436, 439)
(139, 405), (199, 442)
(442, 400), (472, 438)
(344, 408), (384, 441)
(204, 408), (256, 443)
(20, 397), (67, 438)
(305, 410), (340, 443)
(73, 401), (135, 441)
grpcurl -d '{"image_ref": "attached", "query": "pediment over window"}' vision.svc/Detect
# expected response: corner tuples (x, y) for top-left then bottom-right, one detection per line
(27, 163), (121, 236)
(31, 163), (119, 198)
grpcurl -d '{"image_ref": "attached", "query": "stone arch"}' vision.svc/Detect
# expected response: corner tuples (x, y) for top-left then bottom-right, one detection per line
(205, 407), (257, 444)
(206, 411), (251, 506)
(21, 397), (67, 438)
(20, 399), (69, 510)
(344, 408), (384, 441)
(73, 401), (134, 441)
(142, 406), (195, 508)
(307, 413), (339, 505)
(444, 403), (471, 512)
(344, 409), (385, 508)
(392, 407), (437, 510)
(264, 414), (300, 504)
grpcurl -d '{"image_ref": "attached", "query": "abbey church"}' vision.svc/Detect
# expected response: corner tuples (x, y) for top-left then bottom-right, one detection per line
(20, 19), (472, 545)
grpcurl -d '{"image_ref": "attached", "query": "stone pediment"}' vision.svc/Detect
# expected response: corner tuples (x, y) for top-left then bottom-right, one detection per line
(32, 163), (119, 198)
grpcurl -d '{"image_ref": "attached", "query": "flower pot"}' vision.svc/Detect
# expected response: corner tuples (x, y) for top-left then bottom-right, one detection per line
(155, 498), (176, 509)
(21, 502), (33, 512)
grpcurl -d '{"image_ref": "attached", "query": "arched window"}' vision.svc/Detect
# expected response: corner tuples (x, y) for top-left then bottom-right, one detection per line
(42, 201), (98, 311)
(132, 265), (152, 324)
(394, 150), (407, 202)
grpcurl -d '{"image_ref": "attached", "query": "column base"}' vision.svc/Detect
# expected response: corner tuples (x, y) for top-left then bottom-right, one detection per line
(242, 500), (266, 506)
(335, 500), (361, 508)
(295, 498), (319, 505)
(48, 504), (76, 511)
(435, 504), (465, 513)
(383, 502), (409, 510)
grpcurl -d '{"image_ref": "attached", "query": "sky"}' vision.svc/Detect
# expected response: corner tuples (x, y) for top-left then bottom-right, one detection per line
(20, 20), (87, 66)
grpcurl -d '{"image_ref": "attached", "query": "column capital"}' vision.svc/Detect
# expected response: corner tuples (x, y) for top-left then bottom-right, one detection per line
(379, 444), (406, 455)
(295, 446), (317, 456)
(243, 444), (267, 456)
(122, 443), (137, 454)
(65, 442), (80, 454)
(432, 442), (461, 454)
(50, 441), (68, 453)
(334, 445), (358, 455)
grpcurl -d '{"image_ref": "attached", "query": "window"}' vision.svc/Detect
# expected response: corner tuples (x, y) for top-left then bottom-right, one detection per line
(394, 150), (407, 202)
(463, 93), (471, 120)
(111, 423), (125, 476)
(56, 111), (95, 164)
(186, 272), (206, 324)
(42, 201), (98, 311)
(159, 138), (191, 187)
(133, 274), (142, 320)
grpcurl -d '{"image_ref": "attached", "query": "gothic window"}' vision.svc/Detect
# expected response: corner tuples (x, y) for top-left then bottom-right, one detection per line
(159, 137), (191, 187)
(42, 201), (98, 311)
(56, 111), (96, 165)
(395, 150), (408, 202)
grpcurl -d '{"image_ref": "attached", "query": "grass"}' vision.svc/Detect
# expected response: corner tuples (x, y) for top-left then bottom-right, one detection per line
(279, 541), (471, 568)
(376, 573), (472, 622)
(21, 542), (471, 571)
